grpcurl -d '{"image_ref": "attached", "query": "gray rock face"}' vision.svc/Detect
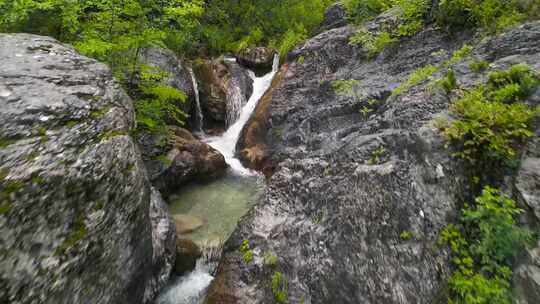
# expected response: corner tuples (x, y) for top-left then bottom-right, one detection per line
(208, 19), (540, 304)
(146, 188), (176, 301)
(138, 48), (196, 126)
(0, 34), (172, 304)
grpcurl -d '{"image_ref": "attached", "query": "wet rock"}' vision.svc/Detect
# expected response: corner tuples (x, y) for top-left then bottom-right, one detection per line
(137, 126), (227, 196)
(174, 239), (202, 275)
(236, 47), (277, 75)
(215, 16), (540, 304)
(195, 58), (254, 130)
(0, 34), (169, 304)
(173, 214), (204, 234)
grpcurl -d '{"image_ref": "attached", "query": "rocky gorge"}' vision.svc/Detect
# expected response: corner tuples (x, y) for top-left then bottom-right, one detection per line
(1, 3), (540, 304)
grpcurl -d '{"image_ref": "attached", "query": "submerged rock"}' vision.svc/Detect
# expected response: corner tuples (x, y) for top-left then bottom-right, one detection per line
(213, 16), (540, 304)
(173, 214), (204, 234)
(195, 58), (253, 131)
(236, 47), (277, 74)
(0, 34), (171, 304)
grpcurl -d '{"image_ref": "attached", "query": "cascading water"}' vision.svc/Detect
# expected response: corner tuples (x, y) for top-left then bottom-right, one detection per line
(157, 55), (280, 304)
(207, 54), (280, 175)
(188, 67), (205, 134)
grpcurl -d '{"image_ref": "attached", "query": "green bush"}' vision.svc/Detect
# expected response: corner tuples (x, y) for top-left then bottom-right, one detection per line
(436, 0), (540, 33)
(469, 60), (490, 72)
(444, 64), (539, 164)
(440, 186), (534, 304)
(342, 0), (395, 24)
(435, 70), (458, 93)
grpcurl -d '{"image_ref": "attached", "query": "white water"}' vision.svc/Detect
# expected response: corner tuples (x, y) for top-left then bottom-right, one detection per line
(206, 54), (280, 176)
(188, 67), (205, 134)
(156, 55), (280, 304)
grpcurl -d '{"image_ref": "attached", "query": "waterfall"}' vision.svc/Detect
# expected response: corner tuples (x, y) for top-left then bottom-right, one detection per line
(206, 54), (280, 176)
(156, 240), (223, 304)
(188, 67), (204, 134)
(157, 55), (280, 304)
(225, 80), (246, 127)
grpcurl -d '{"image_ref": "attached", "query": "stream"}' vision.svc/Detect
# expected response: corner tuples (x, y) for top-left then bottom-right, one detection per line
(156, 55), (280, 304)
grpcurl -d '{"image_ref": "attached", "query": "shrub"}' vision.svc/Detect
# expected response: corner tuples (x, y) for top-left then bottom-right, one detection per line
(240, 239), (254, 264)
(487, 64), (540, 103)
(440, 187), (534, 304)
(342, 0), (395, 24)
(271, 272), (288, 304)
(469, 60), (490, 72)
(436, 0), (540, 33)
(444, 64), (539, 164)
(444, 86), (537, 162)
(435, 70), (458, 93)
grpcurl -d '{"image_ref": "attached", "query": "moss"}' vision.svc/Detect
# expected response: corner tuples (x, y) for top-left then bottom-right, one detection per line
(0, 138), (16, 149)
(90, 105), (112, 120)
(392, 64), (438, 96)
(400, 230), (413, 241)
(55, 213), (88, 255)
(0, 202), (13, 215)
(97, 129), (128, 142)
(31, 175), (46, 186)
(297, 55), (305, 64)
(434, 70), (458, 93)
(155, 155), (172, 167)
(444, 44), (473, 67)
(65, 120), (80, 128)
(38, 127), (49, 143)
(264, 252), (279, 268)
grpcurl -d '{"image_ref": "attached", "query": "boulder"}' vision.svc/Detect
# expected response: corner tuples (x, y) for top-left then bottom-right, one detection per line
(212, 15), (540, 304)
(0, 34), (172, 304)
(195, 58), (253, 131)
(315, 3), (348, 34)
(236, 47), (277, 75)
(138, 47), (198, 127)
(174, 239), (202, 275)
(137, 126), (227, 196)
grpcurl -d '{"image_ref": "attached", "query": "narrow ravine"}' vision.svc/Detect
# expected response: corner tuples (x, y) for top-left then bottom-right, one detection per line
(156, 55), (280, 304)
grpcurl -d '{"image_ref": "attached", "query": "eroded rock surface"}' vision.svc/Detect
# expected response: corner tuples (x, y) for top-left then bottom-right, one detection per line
(0, 34), (173, 304)
(209, 19), (540, 304)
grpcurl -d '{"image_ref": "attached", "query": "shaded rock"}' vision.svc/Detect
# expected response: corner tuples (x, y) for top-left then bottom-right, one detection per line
(316, 3), (348, 34)
(138, 48), (195, 119)
(174, 239), (202, 275)
(147, 188), (177, 299)
(173, 214), (204, 234)
(195, 58), (254, 130)
(214, 17), (540, 304)
(236, 47), (277, 75)
(0, 34), (169, 304)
